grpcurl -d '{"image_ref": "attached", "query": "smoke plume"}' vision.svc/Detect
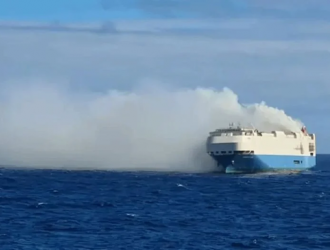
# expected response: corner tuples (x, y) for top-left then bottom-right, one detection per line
(0, 83), (303, 172)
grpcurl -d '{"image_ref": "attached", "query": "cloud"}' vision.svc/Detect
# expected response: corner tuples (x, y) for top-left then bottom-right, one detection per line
(0, 20), (118, 34)
(1, 19), (329, 101)
(135, 0), (249, 18)
(100, 0), (330, 19)
(0, 17), (328, 169)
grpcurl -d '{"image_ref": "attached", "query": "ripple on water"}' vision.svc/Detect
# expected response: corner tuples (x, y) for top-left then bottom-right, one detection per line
(0, 162), (329, 249)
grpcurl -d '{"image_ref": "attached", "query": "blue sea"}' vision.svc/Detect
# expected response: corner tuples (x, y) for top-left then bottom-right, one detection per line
(1, 155), (329, 250)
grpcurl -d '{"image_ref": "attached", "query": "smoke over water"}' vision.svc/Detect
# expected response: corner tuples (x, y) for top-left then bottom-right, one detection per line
(0, 84), (303, 172)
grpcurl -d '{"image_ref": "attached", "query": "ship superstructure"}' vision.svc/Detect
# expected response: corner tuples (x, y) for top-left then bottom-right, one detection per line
(206, 123), (316, 173)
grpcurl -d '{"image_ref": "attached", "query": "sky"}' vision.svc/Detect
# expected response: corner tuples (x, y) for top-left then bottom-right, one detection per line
(0, 0), (328, 170)
(2, 0), (330, 21)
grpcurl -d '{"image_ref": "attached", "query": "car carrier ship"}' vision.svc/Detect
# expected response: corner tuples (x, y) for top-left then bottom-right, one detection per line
(206, 123), (316, 174)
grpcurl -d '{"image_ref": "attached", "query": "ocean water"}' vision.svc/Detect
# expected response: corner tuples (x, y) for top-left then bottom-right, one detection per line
(0, 155), (329, 250)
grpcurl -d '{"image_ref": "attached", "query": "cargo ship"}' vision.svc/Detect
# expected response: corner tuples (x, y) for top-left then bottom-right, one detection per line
(206, 123), (316, 174)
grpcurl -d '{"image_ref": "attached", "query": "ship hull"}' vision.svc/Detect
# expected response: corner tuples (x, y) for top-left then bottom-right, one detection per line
(211, 154), (316, 174)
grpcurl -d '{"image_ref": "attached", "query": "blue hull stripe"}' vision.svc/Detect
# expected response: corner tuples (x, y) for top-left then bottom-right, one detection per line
(211, 154), (316, 174)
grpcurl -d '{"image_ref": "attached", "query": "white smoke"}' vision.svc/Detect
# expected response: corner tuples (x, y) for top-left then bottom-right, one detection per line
(0, 83), (304, 172)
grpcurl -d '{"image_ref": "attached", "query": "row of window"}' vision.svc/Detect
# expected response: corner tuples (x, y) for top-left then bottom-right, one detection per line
(209, 150), (254, 155)
(209, 153), (314, 159)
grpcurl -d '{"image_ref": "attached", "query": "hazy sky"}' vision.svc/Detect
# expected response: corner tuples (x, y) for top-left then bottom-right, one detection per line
(0, 0), (328, 170)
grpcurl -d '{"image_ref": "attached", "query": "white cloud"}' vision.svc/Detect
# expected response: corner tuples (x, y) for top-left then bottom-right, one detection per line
(1, 19), (329, 103)
(0, 18), (328, 171)
(101, 0), (330, 19)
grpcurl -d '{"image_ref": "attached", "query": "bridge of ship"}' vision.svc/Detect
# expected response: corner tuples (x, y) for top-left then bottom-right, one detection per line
(209, 127), (256, 136)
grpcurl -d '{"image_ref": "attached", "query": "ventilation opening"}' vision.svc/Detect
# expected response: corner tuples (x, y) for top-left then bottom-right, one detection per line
(294, 160), (303, 164)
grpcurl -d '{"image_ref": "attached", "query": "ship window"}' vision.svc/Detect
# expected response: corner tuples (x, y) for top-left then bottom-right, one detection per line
(293, 160), (300, 164)
(228, 151), (232, 154)
(221, 151), (226, 154)
(310, 153), (314, 156)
